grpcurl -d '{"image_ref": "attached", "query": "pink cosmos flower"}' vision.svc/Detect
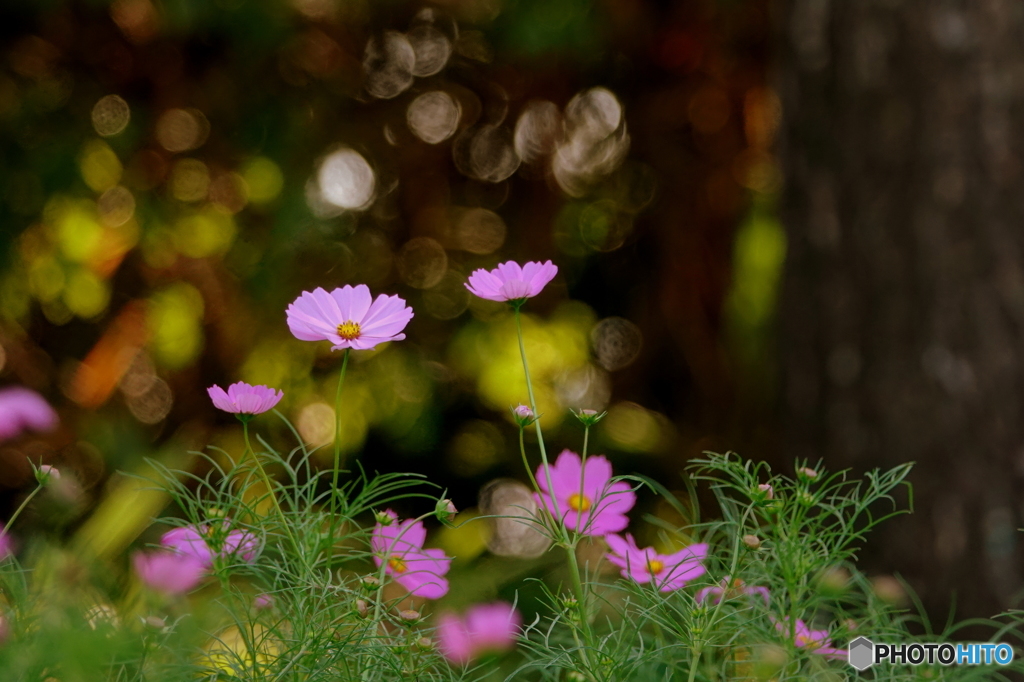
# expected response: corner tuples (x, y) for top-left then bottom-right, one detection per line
(286, 285), (413, 351)
(0, 387), (58, 442)
(605, 534), (708, 592)
(465, 260), (558, 302)
(371, 510), (451, 599)
(695, 576), (771, 606)
(534, 450), (636, 535)
(133, 551), (206, 595)
(437, 602), (522, 664)
(207, 382), (283, 415)
(161, 523), (260, 569)
(773, 617), (846, 659)
(253, 593), (274, 611)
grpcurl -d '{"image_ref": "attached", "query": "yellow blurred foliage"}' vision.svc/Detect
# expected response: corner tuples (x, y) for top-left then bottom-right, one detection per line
(79, 139), (123, 192)
(241, 156), (284, 204)
(146, 282), (204, 368)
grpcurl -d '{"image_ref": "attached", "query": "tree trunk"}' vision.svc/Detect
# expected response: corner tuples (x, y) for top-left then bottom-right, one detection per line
(779, 0), (1024, 621)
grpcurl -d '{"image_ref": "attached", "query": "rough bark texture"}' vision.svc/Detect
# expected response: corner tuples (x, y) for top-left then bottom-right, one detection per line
(779, 0), (1024, 620)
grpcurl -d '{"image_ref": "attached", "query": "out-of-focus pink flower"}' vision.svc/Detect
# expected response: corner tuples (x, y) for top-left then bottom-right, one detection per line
(605, 534), (707, 592)
(437, 602), (522, 664)
(207, 382), (283, 415)
(695, 576), (770, 606)
(286, 285), (413, 351)
(133, 551), (206, 595)
(534, 450), (635, 535)
(161, 523), (260, 569)
(773, 617), (846, 659)
(0, 387), (57, 442)
(253, 593), (274, 610)
(371, 510), (451, 599)
(0, 530), (14, 561)
(465, 260), (558, 302)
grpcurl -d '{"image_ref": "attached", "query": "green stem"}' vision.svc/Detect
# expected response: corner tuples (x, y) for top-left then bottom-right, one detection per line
(687, 644), (702, 682)
(5, 484), (42, 533)
(514, 306), (596, 677)
(327, 348), (351, 569)
(514, 308), (564, 531)
(242, 421), (301, 557)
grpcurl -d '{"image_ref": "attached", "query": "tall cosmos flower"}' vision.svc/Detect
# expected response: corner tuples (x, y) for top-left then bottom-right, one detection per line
(605, 534), (708, 592)
(773, 617), (846, 659)
(534, 450), (635, 535)
(0, 387), (58, 442)
(161, 523), (260, 569)
(371, 510), (451, 599)
(465, 260), (558, 303)
(437, 602), (522, 664)
(286, 285), (413, 351)
(207, 382), (283, 416)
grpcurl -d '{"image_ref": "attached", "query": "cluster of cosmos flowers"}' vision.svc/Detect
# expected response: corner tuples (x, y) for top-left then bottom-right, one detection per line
(0, 260), (843, 664)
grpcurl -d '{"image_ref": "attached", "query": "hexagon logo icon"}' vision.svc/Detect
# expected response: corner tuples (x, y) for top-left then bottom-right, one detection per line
(848, 636), (875, 671)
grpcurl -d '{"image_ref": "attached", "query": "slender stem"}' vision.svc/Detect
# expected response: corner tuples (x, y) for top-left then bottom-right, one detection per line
(327, 348), (351, 569)
(242, 421), (301, 557)
(687, 645), (703, 682)
(514, 308), (564, 532)
(514, 306), (596, 677)
(5, 484), (42, 532)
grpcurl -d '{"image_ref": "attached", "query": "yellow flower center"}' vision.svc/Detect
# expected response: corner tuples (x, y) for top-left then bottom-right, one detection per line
(568, 493), (592, 512)
(647, 559), (665, 575)
(337, 320), (361, 340)
(388, 555), (407, 573)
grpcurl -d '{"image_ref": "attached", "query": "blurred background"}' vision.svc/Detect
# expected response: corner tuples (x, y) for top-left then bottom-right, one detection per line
(0, 0), (1018, 631)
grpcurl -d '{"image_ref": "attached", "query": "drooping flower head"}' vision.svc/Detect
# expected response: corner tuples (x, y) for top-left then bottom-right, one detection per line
(605, 534), (708, 592)
(437, 602), (522, 664)
(161, 523), (260, 569)
(773, 617), (846, 659)
(207, 382), (283, 416)
(0, 387), (58, 442)
(133, 551), (206, 595)
(465, 260), (558, 303)
(534, 450), (635, 535)
(371, 510), (451, 599)
(286, 285), (413, 351)
(695, 576), (770, 606)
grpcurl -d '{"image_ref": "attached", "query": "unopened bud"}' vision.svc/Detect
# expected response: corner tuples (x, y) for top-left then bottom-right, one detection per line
(435, 498), (457, 527)
(572, 408), (607, 427)
(742, 534), (761, 550)
(511, 404), (536, 427)
(754, 483), (774, 503)
(354, 599), (369, 618)
(373, 510), (396, 527)
(399, 609), (421, 624)
(415, 636), (433, 652)
(797, 490), (815, 506)
(36, 465), (60, 485)
(361, 575), (381, 591)
(253, 594), (274, 611)
(797, 467), (819, 481)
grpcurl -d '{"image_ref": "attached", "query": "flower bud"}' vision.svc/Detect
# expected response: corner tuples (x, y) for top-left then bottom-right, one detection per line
(572, 408), (607, 427)
(511, 404), (536, 427)
(253, 594), (274, 611)
(373, 510), (395, 526)
(354, 599), (369, 618)
(797, 467), (819, 481)
(742, 534), (761, 550)
(361, 575), (381, 591)
(797, 490), (815, 506)
(36, 465), (60, 485)
(415, 636), (433, 652)
(435, 498), (457, 527)
(399, 609), (421, 625)
(757, 483), (773, 500)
